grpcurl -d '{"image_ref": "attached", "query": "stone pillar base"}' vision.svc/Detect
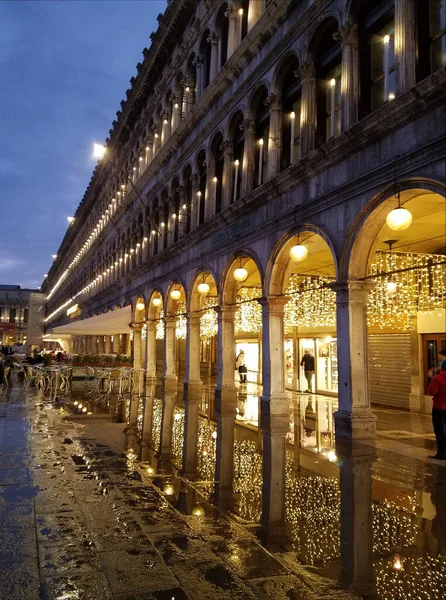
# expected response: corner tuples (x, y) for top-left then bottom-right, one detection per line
(183, 380), (203, 399)
(409, 392), (426, 413)
(162, 376), (178, 395)
(215, 386), (238, 408)
(334, 410), (376, 439)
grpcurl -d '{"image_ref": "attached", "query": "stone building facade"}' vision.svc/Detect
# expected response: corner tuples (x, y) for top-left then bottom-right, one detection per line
(0, 285), (45, 348)
(43, 0), (445, 459)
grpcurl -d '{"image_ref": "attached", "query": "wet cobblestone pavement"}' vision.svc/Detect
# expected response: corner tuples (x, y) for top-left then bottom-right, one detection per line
(0, 387), (356, 600)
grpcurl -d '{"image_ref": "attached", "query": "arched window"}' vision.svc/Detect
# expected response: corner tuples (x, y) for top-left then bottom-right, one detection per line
(199, 30), (212, 93)
(312, 19), (342, 146)
(359, 0), (395, 117)
(196, 150), (207, 225)
(182, 164), (192, 235)
(278, 56), (302, 170)
(160, 190), (169, 248)
(417, 0), (446, 79)
(210, 133), (224, 215)
(171, 177), (180, 243)
(215, 4), (229, 69)
(251, 86), (269, 188)
(228, 110), (244, 203)
(183, 54), (196, 118)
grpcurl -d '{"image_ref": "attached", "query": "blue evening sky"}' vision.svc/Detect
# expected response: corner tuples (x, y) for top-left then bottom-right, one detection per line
(0, 0), (166, 289)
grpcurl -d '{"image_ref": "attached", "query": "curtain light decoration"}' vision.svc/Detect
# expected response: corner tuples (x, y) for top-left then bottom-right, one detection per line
(156, 310), (165, 340)
(235, 287), (262, 334)
(141, 323), (147, 341)
(284, 275), (336, 333)
(367, 251), (446, 330)
(200, 297), (218, 339)
(175, 301), (187, 340)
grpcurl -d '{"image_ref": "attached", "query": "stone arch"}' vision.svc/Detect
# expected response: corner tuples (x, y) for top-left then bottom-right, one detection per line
(247, 82), (270, 120)
(133, 295), (147, 322)
(303, 11), (342, 62)
(220, 249), (265, 305)
(266, 225), (339, 296)
(225, 106), (245, 139)
(147, 289), (164, 320)
(165, 280), (187, 317)
(188, 268), (219, 312)
(271, 50), (301, 96)
(342, 179), (446, 280)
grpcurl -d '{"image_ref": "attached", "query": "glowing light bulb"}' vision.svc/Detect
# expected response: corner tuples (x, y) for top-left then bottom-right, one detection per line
(152, 297), (162, 307)
(164, 484), (174, 495)
(192, 506), (205, 517)
(136, 301), (145, 311)
(170, 290), (181, 300)
(233, 267), (248, 282)
(386, 207), (412, 231)
(290, 244), (308, 262)
(197, 282), (210, 294)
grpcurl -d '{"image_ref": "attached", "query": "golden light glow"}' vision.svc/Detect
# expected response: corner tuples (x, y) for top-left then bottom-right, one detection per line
(136, 301), (145, 311)
(170, 290), (181, 300)
(233, 267), (248, 282)
(152, 297), (162, 307)
(197, 282), (210, 294)
(386, 207), (413, 231)
(290, 244), (309, 262)
(93, 143), (106, 159)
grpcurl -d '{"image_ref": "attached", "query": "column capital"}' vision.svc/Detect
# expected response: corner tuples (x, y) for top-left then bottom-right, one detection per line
(164, 315), (177, 325)
(217, 304), (237, 317)
(130, 323), (143, 332)
(299, 60), (315, 81)
(241, 119), (255, 135)
(259, 295), (288, 312)
(334, 22), (358, 47)
(222, 139), (233, 155)
(328, 280), (375, 302)
(193, 55), (204, 68)
(207, 30), (219, 45)
(265, 93), (281, 111)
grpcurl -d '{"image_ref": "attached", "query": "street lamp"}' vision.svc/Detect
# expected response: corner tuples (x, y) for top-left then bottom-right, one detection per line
(93, 143), (106, 160)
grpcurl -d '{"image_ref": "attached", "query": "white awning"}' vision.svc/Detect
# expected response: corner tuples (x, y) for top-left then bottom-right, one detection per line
(45, 305), (132, 336)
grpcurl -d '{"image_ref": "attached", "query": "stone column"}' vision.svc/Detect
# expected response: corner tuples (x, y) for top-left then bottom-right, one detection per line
(259, 297), (289, 530)
(214, 306), (238, 500)
(193, 56), (203, 98)
(171, 96), (180, 132)
(395, 0), (417, 96)
(248, 0), (263, 32)
(163, 316), (177, 391)
(337, 439), (376, 597)
(190, 173), (200, 230)
(161, 110), (171, 146)
(408, 315), (424, 413)
(139, 388), (155, 461)
(182, 318), (202, 478)
(159, 392), (176, 460)
(145, 321), (157, 381)
(104, 335), (111, 355)
(241, 119), (255, 197)
(299, 61), (316, 157)
(227, 5), (238, 59)
(337, 23), (359, 132)
(205, 158), (216, 220)
(222, 140), (234, 210)
(329, 281), (376, 438)
(145, 135), (153, 166)
(208, 32), (219, 81)
(266, 94), (281, 181)
(132, 325), (143, 370)
(152, 127), (161, 157)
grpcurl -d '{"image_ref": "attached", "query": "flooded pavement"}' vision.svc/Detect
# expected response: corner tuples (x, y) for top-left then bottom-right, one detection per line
(0, 385), (359, 600)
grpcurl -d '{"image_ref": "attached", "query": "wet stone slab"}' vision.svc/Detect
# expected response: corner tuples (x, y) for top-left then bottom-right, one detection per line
(0, 558), (41, 600)
(100, 547), (180, 594)
(42, 571), (113, 600)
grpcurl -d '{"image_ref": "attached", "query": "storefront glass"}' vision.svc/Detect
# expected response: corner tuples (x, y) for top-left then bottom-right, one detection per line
(316, 338), (338, 393)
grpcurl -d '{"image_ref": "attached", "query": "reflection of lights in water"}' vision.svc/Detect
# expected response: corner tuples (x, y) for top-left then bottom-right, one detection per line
(171, 406), (185, 470)
(192, 506), (205, 517)
(147, 466), (155, 475)
(164, 484), (174, 495)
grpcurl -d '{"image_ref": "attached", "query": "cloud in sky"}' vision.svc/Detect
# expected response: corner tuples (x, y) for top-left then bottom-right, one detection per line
(0, 0), (166, 289)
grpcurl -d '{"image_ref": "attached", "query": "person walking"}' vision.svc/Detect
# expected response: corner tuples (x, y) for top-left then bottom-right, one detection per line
(235, 349), (248, 384)
(427, 359), (446, 461)
(300, 349), (315, 393)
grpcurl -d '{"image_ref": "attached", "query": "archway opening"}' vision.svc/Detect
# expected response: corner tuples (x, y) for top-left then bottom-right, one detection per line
(351, 189), (446, 412)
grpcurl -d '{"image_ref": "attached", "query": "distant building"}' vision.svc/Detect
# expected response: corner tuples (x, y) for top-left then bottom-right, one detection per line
(0, 285), (45, 349)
